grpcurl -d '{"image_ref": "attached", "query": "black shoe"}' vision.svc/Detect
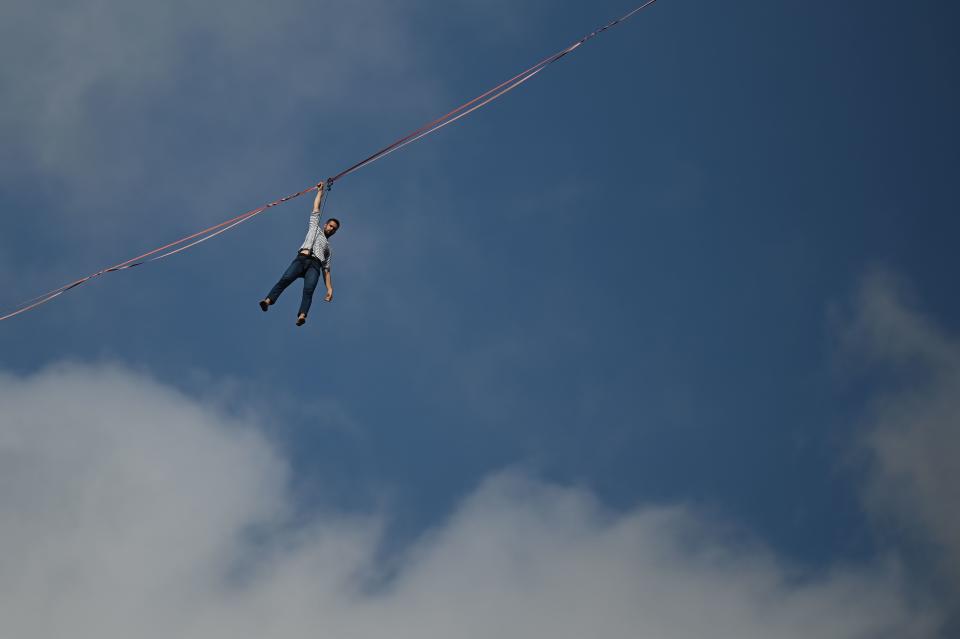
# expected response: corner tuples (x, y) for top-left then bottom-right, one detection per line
(259, 299), (270, 312)
(296, 314), (306, 326)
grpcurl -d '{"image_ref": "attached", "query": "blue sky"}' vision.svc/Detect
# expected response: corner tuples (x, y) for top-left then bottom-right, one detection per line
(1, 1), (958, 636)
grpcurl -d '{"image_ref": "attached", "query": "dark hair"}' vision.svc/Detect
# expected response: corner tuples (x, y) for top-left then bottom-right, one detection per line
(328, 217), (341, 230)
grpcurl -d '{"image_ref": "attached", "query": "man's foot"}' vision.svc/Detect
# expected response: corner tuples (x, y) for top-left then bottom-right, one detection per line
(296, 313), (307, 326)
(259, 299), (270, 312)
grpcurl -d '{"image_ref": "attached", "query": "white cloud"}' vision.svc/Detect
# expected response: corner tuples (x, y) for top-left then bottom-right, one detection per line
(845, 271), (960, 592)
(0, 0), (433, 197)
(0, 362), (938, 638)
(0, 0), (543, 204)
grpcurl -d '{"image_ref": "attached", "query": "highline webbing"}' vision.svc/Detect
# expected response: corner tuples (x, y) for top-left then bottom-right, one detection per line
(1, 0), (659, 322)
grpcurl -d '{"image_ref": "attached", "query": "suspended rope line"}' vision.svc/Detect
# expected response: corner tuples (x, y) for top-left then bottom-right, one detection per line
(0, 187), (315, 322)
(329, 0), (659, 184)
(1, 0), (659, 323)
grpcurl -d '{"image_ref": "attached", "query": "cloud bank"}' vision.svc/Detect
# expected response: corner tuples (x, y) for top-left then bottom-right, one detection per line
(0, 362), (937, 638)
(845, 271), (960, 595)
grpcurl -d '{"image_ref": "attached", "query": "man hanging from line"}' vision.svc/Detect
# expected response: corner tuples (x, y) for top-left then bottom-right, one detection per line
(259, 181), (340, 326)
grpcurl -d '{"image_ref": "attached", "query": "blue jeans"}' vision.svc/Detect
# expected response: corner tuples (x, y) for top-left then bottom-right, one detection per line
(266, 254), (323, 316)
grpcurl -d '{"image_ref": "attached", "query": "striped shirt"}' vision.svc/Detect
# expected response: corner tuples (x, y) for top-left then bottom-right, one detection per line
(299, 210), (332, 271)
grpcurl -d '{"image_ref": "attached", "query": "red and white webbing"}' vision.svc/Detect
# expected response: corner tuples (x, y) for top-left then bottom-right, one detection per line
(1, 0), (658, 322)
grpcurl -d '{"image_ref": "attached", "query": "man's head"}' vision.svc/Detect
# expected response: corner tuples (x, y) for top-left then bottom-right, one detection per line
(323, 218), (340, 238)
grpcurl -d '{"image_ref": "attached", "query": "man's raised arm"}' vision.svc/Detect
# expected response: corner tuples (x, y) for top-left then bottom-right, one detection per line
(313, 181), (326, 213)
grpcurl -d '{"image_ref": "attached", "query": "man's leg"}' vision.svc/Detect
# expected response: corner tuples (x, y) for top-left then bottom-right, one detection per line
(297, 263), (321, 322)
(264, 256), (306, 308)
